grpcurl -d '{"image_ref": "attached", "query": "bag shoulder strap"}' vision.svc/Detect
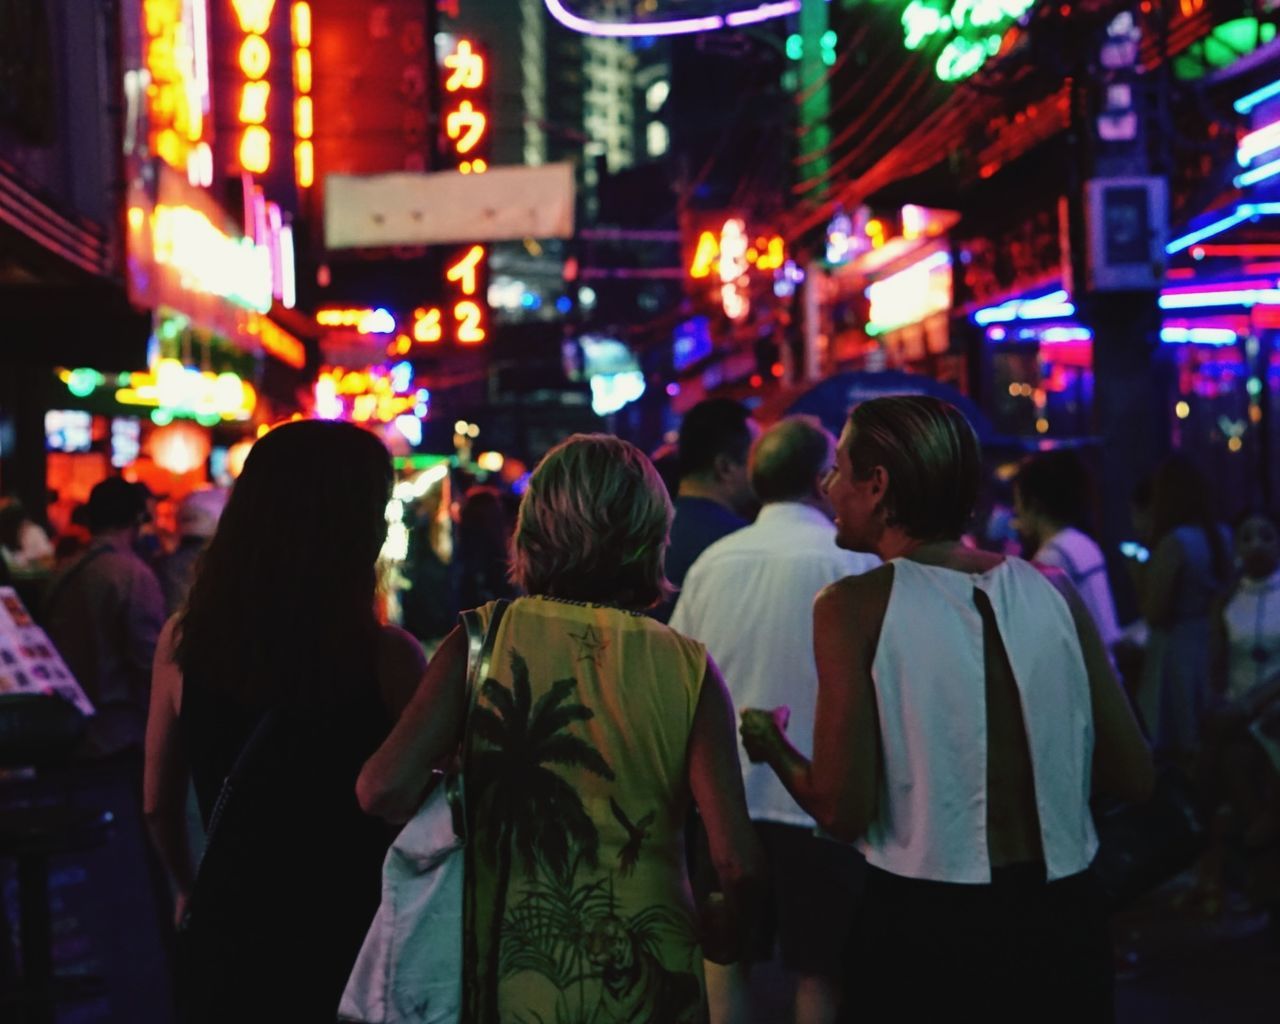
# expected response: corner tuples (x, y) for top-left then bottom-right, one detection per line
(198, 710), (278, 867)
(460, 599), (510, 718)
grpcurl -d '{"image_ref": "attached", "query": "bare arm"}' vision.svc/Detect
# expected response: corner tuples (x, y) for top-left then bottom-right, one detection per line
(357, 625), (468, 822)
(687, 654), (764, 962)
(740, 568), (891, 842)
(376, 625), (429, 717)
(143, 616), (195, 909)
(1044, 569), (1155, 802)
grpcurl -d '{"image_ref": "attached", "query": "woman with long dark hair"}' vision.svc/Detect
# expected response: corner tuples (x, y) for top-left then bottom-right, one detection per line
(1136, 453), (1231, 762)
(740, 396), (1152, 1020)
(143, 421), (426, 1022)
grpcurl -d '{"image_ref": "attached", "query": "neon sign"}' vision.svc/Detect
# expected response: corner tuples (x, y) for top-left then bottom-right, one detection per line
(251, 315), (306, 368)
(142, 0), (213, 182)
(394, 245), (490, 351)
(688, 218), (786, 321)
(291, 2), (313, 187)
(232, 0), (275, 174)
(316, 307), (397, 334)
(688, 224), (786, 280)
(59, 358), (257, 424)
(151, 203), (274, 312)
(899, 0), (1036, 83)
(313, 366), (429, 424)
(542, 0), (800, 38)
(441, 37), (489, 174)
(865, 250), (952, 335)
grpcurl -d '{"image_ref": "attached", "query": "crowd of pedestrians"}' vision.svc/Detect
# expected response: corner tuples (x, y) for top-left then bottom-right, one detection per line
(5, 392), (1280, 1022)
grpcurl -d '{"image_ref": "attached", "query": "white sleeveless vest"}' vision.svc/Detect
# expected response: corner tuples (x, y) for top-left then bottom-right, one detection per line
(857, 557), (1098, 883)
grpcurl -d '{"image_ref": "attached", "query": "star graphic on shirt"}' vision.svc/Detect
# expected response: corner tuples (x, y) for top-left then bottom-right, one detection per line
(569, 625), (609, 667)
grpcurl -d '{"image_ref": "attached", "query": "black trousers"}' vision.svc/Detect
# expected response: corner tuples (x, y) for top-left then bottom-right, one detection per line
(845, 863), (1114, 1023)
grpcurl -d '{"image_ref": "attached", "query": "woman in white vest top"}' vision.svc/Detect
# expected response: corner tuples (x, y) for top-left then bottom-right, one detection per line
(741, 396), (1154, 1021)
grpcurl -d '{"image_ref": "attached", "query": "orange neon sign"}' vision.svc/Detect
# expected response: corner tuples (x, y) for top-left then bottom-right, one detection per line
(444, 39), (485, 92)
(233, 0), (275, 175)
(445, 245), (485, 296)
(291, 3), (313, 188)
(441, 38), (488, 174)
(142, 0), (212, 180)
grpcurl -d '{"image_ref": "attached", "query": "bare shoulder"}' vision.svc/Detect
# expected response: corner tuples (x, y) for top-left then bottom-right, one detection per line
(377, 625), (429, 715)
(378, 624), (428, 673)
(815, 563), (896, 633)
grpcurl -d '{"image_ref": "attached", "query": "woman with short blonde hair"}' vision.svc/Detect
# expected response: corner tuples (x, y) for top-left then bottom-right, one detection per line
(511, 433), (674, 608)
(359, 433), (761, 1023)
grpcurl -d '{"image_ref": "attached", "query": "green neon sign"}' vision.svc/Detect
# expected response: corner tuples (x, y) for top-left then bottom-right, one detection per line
(897, 0), (1036, 82)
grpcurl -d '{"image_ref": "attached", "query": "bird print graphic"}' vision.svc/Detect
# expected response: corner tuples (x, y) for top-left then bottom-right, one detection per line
(609, 798), (655, 876)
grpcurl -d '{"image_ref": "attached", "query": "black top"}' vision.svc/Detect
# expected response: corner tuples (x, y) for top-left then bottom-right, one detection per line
(179, 669), (393, 1021)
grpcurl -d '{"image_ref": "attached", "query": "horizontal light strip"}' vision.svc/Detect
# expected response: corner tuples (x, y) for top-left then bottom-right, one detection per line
(1159, 288), (1280, 309)
(1238, 120), (1280, 166)
(1161, 327), (1238, 345)
(543, 0), (798, 37)
(1167, 203), (1280, 254)
(1236, 78), (1280, 115)
(1235, 157), (1280, 188)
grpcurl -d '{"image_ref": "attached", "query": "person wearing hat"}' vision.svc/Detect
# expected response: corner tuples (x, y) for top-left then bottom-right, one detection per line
(159, 488), (228, 614)
(42, 475), (173, 1020)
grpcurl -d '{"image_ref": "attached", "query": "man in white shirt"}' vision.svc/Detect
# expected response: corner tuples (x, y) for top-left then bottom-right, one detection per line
(671, 416), (877, 1024)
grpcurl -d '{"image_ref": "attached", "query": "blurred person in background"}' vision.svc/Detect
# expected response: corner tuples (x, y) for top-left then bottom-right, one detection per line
(456, 485), (516, 610)
(0, 496), (55, 577)
(158, 488), (229, 615)
(42, 476), (171, 1020)
(1196, 511), (1280, 908)
(741, 396), (1153, 1020)
(143, 421), (426, 1023)
(1135, 454), (1231, 765)
(1014, 449), (1121, 650)
(655, 398), (759, 622)
(671, 416), (877, 1024)
(358, 434), (763, 1024)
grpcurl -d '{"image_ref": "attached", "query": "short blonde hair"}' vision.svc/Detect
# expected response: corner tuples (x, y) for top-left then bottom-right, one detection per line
(511, 434), (674, 608)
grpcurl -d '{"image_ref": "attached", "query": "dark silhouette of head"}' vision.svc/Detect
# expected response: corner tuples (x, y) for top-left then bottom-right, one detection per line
(1150, 452), (1228, 581)
(176, 420), (393, 706)
(1014, 449), (1095, 533)
(86, 478), (149, 535)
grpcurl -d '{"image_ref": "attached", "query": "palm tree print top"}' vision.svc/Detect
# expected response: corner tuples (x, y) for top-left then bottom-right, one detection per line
(463, 596), (710, 1024)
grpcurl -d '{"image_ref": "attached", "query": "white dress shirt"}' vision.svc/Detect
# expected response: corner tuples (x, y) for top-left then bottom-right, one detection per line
(670, 502), (878, 826)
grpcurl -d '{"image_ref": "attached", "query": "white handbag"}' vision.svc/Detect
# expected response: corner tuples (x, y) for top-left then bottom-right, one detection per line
(338, 600), (509, 1024)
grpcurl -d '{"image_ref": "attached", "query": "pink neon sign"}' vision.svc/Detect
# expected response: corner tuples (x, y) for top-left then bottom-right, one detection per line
(542, 0), (800, 38)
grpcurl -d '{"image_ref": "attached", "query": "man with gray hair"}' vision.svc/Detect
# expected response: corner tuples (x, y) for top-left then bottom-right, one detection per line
(670, 415), (877, 1024)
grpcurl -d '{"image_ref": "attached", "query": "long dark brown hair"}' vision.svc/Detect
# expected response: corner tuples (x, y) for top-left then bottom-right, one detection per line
(176, 421), (392, 707)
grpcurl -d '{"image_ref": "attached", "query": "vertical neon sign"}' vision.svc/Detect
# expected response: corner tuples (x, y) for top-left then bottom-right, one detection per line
(291, 2), (313, 188)
(232, 0), (274, 174)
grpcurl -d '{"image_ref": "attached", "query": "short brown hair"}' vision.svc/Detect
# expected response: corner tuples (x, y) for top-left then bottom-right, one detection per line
(844, 396), (981, 541)
(511, 434), (673, 608)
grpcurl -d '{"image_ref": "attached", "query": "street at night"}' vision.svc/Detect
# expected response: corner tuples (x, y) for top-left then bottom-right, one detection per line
(4, 1), (1280, 1021)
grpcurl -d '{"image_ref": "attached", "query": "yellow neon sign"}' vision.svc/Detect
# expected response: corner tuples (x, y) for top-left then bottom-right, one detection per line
(454, 301), (487, 344)
(444, 39), (485, 92)
(233, 0), (275, 175)
(291, 3), (313, 188)
(445, 245), (485, 296)
(142, 0), (211, 174)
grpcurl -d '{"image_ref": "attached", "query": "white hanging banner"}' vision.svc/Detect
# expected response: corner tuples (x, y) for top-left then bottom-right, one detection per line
(324, 163), (576, 249)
